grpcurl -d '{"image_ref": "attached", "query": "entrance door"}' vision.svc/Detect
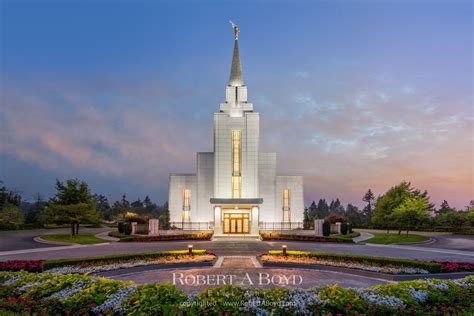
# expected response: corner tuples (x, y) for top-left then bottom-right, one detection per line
(223, 213), (249, 234)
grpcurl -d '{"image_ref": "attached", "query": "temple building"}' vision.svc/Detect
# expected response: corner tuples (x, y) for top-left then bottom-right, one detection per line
(168, 23), (304, 236)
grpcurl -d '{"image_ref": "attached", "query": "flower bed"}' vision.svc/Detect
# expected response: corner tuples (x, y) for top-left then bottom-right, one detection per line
(260, 232), (354, 243)
(0, 272), (473, 315)
(0, 250), (214, 273)
(0, 260), (43, 272)
(439, 261), (474, 273)
(262, 251), (443, 273)
(118, 232), (213, 242)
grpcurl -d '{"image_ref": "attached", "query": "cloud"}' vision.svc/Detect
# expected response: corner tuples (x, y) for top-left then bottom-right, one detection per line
(0, 70), (472, 209)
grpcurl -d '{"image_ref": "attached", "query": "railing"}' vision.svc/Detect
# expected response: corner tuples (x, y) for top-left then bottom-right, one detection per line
(259, 222), (304, 230)
(169, 222), (213, 230)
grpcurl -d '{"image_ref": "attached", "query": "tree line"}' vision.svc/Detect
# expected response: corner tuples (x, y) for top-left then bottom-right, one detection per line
(303, 181), (473, 234)
(0, 179), (170, 235)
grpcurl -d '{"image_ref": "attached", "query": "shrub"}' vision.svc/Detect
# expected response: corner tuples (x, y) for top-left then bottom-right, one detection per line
(259, 232), (353, 243)
(0, 260), (43, 272)
(122, 283), (186, 314)
(348, 223), (353, 233)
(117, 222), (125, 234)
(325, 213), (347, 224)
(266, 250), (443, 273)
(123, 223), (132, 235)
(42, 250), (209, 270)
(0, 272), (473, 315)
(119, 232), (213, 242)
(439, 261), (474, 272)
(322, 221), (331, 236)
(340, 222), (348, 235)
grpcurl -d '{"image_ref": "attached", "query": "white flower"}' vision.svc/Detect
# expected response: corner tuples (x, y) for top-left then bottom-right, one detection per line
(408, 287), (428, 303)
(355, 288), (405, 309)
(426, 280), (449, 291)
(43, 279), (93, 302)
(91, 285), (137, 314)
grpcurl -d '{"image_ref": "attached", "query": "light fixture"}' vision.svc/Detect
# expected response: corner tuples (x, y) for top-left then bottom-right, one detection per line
(282, 244), (287, 256)
(188, 244), (193, 255)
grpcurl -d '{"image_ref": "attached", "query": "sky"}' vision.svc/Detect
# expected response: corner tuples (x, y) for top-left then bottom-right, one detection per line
(0, 0), (473, 209)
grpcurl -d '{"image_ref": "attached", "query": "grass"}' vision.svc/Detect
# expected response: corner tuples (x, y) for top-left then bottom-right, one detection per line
(41, 234), (106, 245)
(364, 233), (429, 244)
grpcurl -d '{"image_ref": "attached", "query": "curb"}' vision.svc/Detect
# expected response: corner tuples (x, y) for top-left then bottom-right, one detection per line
(34, 236), (79, 246)
(393, 237), (435, 245)
(260, 261), (474, 281)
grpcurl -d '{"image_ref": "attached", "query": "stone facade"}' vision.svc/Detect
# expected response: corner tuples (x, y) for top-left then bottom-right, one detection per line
(168, 30), (304, 235)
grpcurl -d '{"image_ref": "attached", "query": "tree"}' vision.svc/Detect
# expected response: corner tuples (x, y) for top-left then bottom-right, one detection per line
(329, 198), (345, 215)
(437, 200), (454, 214)
(345, 203), (363, 226)
(0, 182), (21, 208)
(436, 210), (468, 231)
(94, 194), (112, 221)
(372, 181), (432, 233)
(159, 202), (170, 230)
(316, 199), (329, 219)
(42, 179), (98, 236)
(392, 196), (430, 235)
(0, 204), (24, 230)
(362, 189), (375, 224)
(303, 208), (311, 229)
(24, 193), (46, 226)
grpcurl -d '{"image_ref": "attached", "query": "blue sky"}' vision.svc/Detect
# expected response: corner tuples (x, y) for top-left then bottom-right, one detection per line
(1, 0), (472, 208)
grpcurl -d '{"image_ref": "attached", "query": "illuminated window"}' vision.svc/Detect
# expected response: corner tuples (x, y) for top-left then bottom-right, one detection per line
(231, 130), (241, 198)
(182, 189), (191, 222)
(283, 189), (291, 222)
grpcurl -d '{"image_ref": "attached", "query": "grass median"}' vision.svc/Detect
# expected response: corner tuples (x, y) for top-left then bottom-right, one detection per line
(364, 233), (429, 244)
(41, 234), (107, 244)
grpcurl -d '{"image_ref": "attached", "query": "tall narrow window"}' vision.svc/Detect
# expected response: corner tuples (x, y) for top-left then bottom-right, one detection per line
(182, 189), (191, 222)
(231, 130), (241, 198)
(282, 189), (291, 222)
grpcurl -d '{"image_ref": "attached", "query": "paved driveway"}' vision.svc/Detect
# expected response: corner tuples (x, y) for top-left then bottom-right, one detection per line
(422, 235), (474, 251)
(0, 238), (472, 262)
(0, 228), (111, 251)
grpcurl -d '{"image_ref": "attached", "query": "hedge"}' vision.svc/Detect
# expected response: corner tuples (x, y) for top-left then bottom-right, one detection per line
(0, 272), (472, 315)
(118, 232), (213, 242)
(260, 232), (353, 243)
(267, 250), (443, 273)
(42, 249), (207, 270)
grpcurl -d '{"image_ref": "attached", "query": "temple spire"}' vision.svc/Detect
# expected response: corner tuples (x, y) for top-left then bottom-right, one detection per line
(228, 21), (244, 86)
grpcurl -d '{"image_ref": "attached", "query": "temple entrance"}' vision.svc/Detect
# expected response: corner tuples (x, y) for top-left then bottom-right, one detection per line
(223, 213), (249, 234)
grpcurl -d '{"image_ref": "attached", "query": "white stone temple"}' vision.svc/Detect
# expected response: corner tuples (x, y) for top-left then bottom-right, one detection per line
(168, 23), (304, 236)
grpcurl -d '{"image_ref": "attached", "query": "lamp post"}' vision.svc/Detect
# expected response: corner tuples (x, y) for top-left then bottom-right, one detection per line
(188, 244), (193, 255)
(282, 244), (287, 256)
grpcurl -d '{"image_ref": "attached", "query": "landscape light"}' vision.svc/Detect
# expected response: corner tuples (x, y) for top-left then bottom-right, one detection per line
(188, 244), (193, 255)
(282, 244), (287, 255)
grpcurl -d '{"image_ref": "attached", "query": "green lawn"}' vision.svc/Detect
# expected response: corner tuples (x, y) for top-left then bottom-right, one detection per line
(364, 233), (429, 244)
(41, 234), (107, 244)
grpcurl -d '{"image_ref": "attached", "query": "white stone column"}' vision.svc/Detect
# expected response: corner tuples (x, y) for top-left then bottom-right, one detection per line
(131, 222), (138, 235)
(251, 206), (259, 235)
(335, 222), (342, 234)
(314, 219), (324, 236)
(213, 206), (221, 235)
(148, 219), (159, 236)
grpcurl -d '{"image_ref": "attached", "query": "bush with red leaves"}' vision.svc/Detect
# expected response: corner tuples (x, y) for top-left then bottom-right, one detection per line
(0, 260), (43, 272)
(438, 261), (474, 272)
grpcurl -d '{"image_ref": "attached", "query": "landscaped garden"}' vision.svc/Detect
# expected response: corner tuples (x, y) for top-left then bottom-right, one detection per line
(0, 250), (216, 274)
(41, 234), (107, 245)
(260, 250), (474, 275)
(0, 271), (472, 315)
(364, 233), (430, 244)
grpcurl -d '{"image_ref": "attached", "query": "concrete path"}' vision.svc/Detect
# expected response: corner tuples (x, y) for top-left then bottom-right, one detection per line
(94, 231), (120, 242)
(353, 231), (374, 243)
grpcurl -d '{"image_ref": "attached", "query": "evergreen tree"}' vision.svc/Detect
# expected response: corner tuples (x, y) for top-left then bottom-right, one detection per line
(362, 189), (375, 224)
(316, 199), (329, 219)
(94, 194), (112, 221)
(303, 208), (311, 229)
(437, 200), (454, 214)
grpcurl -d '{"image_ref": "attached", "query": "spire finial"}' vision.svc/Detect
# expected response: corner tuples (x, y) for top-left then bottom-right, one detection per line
(229, 20), (239, 40)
